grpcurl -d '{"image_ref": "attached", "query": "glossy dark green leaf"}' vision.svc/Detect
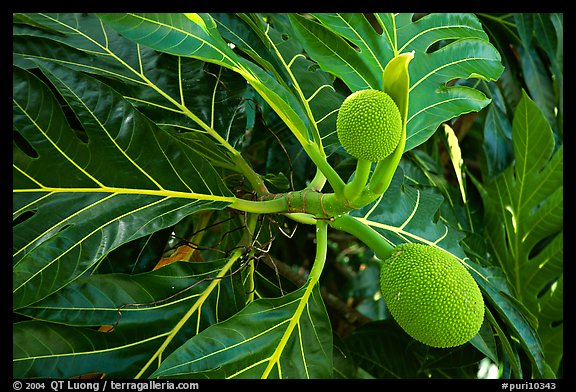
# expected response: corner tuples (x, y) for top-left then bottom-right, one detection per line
(14, 258), (247, 378)
(548, 13), (563, 134)
(291, 13), (504, 151)
(484, 307), (522, 378)
(13, 321), (161, 378)
(344, 320), (483, 378)
(482, 86), (514, 179)
(332, 333), (362, 379)
(95, 228), (173, 274)
(471, 316), (499, 364)
(289, 14), (383, 92)
(212, 13), (290, 87)
(13, 64), (232, 309)
(17, 260), (245, 328)
(479, 91), (563, 376)
(513, 14), (534, 47)
(533, 13), (561, 64)
(478, 13), (562, 135)
(12, 14), (248, 168)
(518, 45), (556, 129)
(12, 14), (161, 95)
(344, 320), (421, 378)
(98, 13), (315, 148)
(101, 13), (239, 70)
(221, 14), (344, 151)
(152, 282), (332, 379)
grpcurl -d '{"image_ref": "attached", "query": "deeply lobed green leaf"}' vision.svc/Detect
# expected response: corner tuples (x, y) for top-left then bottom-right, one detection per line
(13, 63), (232, 309)
(290, 13), (504, 151)
(480, 91), (563, 376)
(13, 12), (559, 380)
(152, 282), (332, 379)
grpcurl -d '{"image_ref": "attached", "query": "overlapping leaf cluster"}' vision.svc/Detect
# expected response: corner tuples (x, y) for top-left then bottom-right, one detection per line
(13, 13), (561, 379)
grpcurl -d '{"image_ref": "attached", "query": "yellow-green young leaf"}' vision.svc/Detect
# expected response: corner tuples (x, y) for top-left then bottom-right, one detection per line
(443, 123), (466, 203)
(383, 51), (414, 127)
(183, 13), (209, 33)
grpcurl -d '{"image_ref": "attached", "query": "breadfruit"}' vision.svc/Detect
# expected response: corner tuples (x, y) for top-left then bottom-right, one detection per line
(336, 89), (402, 162)
(379, 243), (484, 348)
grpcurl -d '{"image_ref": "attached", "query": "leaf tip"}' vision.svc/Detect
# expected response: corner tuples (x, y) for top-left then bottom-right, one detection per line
(183, 13), (209, 34)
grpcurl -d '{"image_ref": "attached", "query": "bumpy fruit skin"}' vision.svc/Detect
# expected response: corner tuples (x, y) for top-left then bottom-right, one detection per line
(380, 243), (485, 348)
(336, 89), (402, 162)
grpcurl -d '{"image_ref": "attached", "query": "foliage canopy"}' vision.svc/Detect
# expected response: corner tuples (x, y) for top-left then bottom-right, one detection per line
(13, 12), (563, 379)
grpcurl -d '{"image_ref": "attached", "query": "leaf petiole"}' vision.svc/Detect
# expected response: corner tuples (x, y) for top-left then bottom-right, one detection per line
(135, 213), (260, 379)
(261, 219), (328, 378)
(134, 251), (240, 379)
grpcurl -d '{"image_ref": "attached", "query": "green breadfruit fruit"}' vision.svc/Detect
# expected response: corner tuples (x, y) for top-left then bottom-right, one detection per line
(379, 243), (485, 348)
(336, 89), (402, 162)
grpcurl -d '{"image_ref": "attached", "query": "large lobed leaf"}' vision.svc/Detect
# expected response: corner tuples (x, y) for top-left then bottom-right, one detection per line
(13, 13), (337, 380)
(13, 63), (233, 309)
(12, 13), (248, 168)
(479, 91), (563, 376)
(14, 260), (246, 378)
(289, 13), (504, 151)
(152, 282), (332, 379)
(97, 13), (318, 149)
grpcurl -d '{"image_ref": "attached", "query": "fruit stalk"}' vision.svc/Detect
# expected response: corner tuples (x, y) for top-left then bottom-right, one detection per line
(343, 159), (372, 202)
(303, 141), (346, 195)
(329, 214), (394, 261)
(368, 123), (405, 196)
